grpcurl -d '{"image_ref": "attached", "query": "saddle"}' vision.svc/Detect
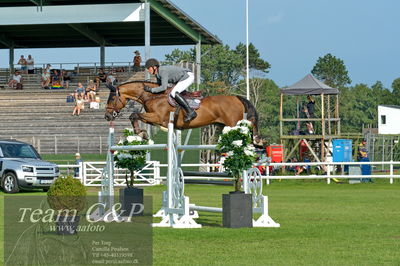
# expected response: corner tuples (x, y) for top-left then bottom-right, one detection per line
(166, 88), (203, 110)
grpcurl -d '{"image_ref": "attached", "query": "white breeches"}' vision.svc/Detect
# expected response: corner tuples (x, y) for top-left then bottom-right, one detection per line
(170, 72), (195, 97)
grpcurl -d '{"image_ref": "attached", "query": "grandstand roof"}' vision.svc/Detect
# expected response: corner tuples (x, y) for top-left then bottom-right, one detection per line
(0, 0), (221, 49)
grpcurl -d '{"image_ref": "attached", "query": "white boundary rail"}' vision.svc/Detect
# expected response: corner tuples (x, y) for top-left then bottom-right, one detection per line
(264, 161), (400, 185)
(58, 160), (400, 187)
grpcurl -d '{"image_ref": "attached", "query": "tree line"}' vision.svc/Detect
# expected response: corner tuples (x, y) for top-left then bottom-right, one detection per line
(163, 45), (399, 143)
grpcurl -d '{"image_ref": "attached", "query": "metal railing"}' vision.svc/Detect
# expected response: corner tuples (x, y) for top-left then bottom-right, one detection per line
(62, 160), (400, 188)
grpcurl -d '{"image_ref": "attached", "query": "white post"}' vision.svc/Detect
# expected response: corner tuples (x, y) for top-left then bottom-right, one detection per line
(144, 1), (151, 80)
(196, 38), (201, 90)
(167, 116), (174, 214)
(242, 169), (249, 192)
(390, 160), (393, 184)
(54, 136), (57, 154)
(327, 166), (331, 184)
(245, 0), (250, 100)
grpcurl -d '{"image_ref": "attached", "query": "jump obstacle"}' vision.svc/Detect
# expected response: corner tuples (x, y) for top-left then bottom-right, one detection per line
(95, 113), (280, 228)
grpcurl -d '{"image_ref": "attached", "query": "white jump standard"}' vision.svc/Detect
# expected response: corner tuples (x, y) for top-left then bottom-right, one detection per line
(99, 112), (279, 228)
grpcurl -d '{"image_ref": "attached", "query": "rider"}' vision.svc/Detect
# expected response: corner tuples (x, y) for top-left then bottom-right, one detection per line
(144, 58), (197, 123)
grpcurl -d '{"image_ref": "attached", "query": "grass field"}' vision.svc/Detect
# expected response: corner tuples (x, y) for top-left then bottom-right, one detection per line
(1, 180), (400, 265)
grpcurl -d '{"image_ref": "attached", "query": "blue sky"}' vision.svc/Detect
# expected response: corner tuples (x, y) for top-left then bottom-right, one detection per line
(1, 0), (399, 89)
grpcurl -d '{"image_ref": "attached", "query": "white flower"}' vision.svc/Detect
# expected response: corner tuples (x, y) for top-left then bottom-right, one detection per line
(222, 126), (232, 134)
(246, 144), (255, 151)
(237, 119), (252, 127)
(226, 151), (234, 157)
(126, 135), (142, 142)
(117, 153), (132, 160)
(232, 140), (243, 147)
(148, 139), (154, 145)
(231, 126), (240, 132)
(239, 126), (249, 135)
(126, 136), (135, 142)
(124, 128), (134, 132)
(244, 149), (255, 157)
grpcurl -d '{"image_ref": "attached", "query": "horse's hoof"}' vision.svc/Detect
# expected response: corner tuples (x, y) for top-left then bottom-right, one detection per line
(138, 130), (149, 140)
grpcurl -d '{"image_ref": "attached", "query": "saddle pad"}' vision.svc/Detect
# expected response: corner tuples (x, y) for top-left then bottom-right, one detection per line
(168, 94), (201, 109)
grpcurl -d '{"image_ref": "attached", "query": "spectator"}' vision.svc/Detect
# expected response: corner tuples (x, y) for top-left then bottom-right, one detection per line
(8, 70), (23, 89)
(295, 157), (311, 175)
(286, 157), (298, 173)
(74, 82), (85, 99)
(133, 50), (141, 71)
(306, 95), (315, 118)
(26, 55), (35, 74)
(358, 139), (372, 182)
(106, 71), (117, 86)
(41, 64), (51, 89)
(51, 69), (61, 84)
(116, 67), (125, 72)
(74, 153), (83, 177)
(72, 94), (84, 116)
(95, 68), (107, 88)
(86, 80), (97, 102)
(17, 55), (27, 74)
(62, 70), (72, 89)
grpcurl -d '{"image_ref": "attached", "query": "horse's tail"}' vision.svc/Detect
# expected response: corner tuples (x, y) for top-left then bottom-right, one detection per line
(236, 96), (259, 136)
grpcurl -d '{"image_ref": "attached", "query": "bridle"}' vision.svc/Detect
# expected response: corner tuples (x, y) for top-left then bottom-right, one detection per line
(108, 88), (124, 118)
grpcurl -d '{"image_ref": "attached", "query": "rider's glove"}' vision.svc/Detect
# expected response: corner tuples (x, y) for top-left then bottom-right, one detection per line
(144, 86), (152, 93)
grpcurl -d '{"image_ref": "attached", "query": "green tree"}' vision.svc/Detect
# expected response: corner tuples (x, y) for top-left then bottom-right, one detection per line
(234, 43), (271, 75)
(311, 53), (351, 88)
(391, 78), (400, 105)
(164, 43), (270, 88)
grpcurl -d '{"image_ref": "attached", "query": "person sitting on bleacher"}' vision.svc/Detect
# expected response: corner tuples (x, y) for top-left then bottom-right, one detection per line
(74, 82), (85, 100)
(8, 70), (23, 89)
(41, 64), (51, 89)
(62, 70), (72, 89)
(86, 80), (97, 102)
(95, 68), (107, 88)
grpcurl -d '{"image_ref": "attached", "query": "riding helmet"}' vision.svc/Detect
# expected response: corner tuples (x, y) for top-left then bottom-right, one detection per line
(145, 58), (160, 69)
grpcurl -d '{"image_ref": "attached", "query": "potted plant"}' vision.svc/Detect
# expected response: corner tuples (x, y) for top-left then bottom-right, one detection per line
(114, 128), (153, 216)
(217, 120), (257, 228)
(47, 175), (87, 235)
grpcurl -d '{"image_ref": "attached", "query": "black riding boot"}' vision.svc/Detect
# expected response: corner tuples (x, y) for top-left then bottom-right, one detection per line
(174, 92), (197, 122)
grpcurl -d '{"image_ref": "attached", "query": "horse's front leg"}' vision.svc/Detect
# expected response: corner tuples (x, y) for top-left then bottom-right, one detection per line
(129, 112), (166, 138)
(129, 113), (142, 135)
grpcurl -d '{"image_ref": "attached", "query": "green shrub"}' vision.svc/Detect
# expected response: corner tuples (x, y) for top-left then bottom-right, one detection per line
(47, 175), (87, 214)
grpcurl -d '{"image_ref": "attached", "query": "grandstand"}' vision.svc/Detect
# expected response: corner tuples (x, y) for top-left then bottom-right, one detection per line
(0, 68), (145, 154)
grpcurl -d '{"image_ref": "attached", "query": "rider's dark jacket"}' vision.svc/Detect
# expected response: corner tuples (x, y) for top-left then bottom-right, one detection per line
(150, 65), (191, 93)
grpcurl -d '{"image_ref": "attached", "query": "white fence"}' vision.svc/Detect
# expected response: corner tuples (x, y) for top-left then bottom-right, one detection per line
(58, 161), (161, 187)
(57, 160), (400, 187)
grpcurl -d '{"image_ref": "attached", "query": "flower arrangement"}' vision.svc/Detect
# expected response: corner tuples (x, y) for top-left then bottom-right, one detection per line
(217, 120), (257, 191)
(114, 128), (154, 188)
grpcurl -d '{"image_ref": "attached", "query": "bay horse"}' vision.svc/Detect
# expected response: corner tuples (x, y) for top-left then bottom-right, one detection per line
(104, 81), (259, 137)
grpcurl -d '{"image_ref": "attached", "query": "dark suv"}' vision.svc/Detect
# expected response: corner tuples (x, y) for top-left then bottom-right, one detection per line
(0, 140), (59, 193)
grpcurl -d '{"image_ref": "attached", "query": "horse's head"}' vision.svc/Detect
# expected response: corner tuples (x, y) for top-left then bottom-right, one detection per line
(104, 84), (126, 121)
